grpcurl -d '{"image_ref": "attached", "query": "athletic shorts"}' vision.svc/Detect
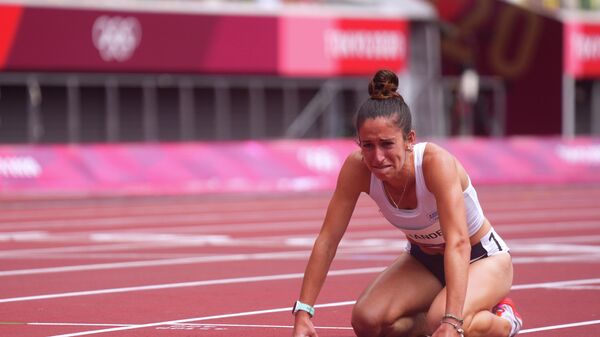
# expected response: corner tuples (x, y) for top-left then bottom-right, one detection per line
(406, 227), (510, 286)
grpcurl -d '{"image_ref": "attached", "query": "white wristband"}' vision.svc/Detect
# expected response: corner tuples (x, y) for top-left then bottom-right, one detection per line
(292, 300), (315, 317)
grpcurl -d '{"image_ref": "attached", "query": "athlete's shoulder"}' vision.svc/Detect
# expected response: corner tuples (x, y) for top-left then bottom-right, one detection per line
(422, 142), (451, 157)
(345, 149), (365, 165)
(422, 142), (455, 167)
(421, 142), (461, 192)
(337, 150), (370, 193)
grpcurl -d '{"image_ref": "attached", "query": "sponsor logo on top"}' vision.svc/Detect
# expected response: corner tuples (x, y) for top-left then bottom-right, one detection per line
(556, 144), (600, 163)
(573, 32), (600, 61)
(297, 147), (341, 173)
(92, 15), (142, 62)
(0, 156), (42, 178)
(324, 29), (406, 61)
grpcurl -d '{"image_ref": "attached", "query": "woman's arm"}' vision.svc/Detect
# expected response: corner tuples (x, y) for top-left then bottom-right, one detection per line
(293, 151), (369, 337)
(422, 144), (471, 332)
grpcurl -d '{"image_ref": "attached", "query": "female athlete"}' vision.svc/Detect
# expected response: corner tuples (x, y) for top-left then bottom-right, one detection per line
(291, 69), (522, 337)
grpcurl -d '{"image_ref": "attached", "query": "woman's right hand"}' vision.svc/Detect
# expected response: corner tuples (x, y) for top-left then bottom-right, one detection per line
(292, 311), (318, 337)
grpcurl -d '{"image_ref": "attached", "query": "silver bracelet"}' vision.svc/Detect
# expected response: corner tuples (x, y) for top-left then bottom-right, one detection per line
(440, 320), (464, 337)
(442, 313), (464, 324)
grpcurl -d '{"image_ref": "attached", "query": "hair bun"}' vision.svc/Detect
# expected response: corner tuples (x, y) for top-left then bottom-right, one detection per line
(368, 69), (400, 100)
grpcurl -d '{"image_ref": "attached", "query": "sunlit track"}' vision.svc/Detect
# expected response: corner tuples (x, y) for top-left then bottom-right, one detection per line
(1, 184), (600, 221)
(8, 319), (600, 336)
(1, 223), (599, 267)
(1, 184), (600, 337)
(0, 240), (598, 279)
(37, 276), (600, 337)
(0, 196), (334, 222)
(2, 195), (599, 222)
(1, 224), (600, 258)
(1, 202), (599, 233)
(1, 263), (600, 303)
(0, 184), (588, 209)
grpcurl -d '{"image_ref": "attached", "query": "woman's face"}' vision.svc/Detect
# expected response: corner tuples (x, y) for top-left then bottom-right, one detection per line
(358, 117), (412, 181)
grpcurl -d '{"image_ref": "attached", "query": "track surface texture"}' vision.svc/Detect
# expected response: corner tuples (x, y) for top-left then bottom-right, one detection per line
(1, 184), (599, 337)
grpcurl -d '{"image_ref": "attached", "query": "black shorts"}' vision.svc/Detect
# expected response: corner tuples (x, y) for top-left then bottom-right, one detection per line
(408, 228), (509, 286)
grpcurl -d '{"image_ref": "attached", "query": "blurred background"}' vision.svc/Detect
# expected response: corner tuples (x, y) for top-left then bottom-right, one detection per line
(3, 3), (600, 336)
(1, 0), (600, 197)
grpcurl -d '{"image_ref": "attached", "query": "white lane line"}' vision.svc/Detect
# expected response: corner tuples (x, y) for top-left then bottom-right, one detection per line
(1, 257), (599, 304)
(3, 218), (597, 246)
(0, 246), (377, 277)
(0, 243), (411, 277)
(29, 323), (134, 327)
(512, 254), (600, 264)
(2, 220), (599, 258)
(511, 243), (600, 254)
(23, 322), (353, 330)
(3, 236), (600, 278)
(0, 207), (465, 228)
(0, 242), (189, 258)
(511, 278), (600, 290)
(18, 319), (600, 334)
(5, 252), (203, 260)
(0, 268), (383, 304)
(2, 193), (596, 222)
(156, 319), (600, 333)
(520, 319), (600, 334)
(0, 251), (311, 277)
(45, 301), (600, 337)
(167, 323), (353, 330)
(1, 204), (598, 232)
(0, 207), (336, 231)
(0, 198), (332, 221)
(46, 301), (356, 337)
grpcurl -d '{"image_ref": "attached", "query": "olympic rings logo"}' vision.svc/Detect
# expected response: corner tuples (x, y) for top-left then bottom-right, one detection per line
(92, 15), (142, 62)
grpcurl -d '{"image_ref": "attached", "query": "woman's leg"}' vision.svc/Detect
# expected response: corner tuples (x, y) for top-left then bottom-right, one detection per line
(426, 252), (514, 337)
(351, 251), (443, 337)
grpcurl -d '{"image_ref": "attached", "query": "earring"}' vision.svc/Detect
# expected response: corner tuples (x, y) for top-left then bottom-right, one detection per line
(407, 144), (414, 152)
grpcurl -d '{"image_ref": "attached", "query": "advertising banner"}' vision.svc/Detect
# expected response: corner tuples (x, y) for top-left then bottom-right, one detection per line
(3, 6), (279, 74)
(0, 4), (408, 76)
(1, 138), (600, 198)
(279, 16), (408, 76)
(564, 22), (600, 78)
(0, 4), (22, 69)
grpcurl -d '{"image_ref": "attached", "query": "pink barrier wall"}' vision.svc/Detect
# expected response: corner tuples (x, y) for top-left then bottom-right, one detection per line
(1, 138), (600, 197)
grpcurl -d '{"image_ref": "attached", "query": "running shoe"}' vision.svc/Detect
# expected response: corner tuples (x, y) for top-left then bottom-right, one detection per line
(493, 298), (523, 337)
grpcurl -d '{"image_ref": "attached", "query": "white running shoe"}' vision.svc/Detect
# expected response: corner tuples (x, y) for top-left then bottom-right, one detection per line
(493, 298), (523, 337)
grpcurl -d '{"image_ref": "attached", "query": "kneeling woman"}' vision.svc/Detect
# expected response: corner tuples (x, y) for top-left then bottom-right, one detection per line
(291, 69), (522, 337)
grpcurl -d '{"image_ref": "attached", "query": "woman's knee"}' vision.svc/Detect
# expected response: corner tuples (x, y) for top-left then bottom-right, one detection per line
(351, 303), (384, 336)
(352, 302), (417, 337)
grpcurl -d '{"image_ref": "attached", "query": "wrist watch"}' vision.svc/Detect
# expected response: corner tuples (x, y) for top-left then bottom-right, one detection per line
(292, 300), (315, 317)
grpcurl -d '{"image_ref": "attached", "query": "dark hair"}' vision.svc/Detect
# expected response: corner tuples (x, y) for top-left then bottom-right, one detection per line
(355, 69), (412, 139)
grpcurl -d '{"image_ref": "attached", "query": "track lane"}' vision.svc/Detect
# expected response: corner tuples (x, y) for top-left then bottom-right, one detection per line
(1, 184), (599, 337)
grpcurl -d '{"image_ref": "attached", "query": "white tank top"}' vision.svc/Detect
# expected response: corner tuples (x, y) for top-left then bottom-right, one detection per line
(369, 142), (485, 250)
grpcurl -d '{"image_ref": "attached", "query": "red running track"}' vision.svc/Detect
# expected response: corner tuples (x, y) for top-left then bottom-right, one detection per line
(1, 184), (600, 337)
